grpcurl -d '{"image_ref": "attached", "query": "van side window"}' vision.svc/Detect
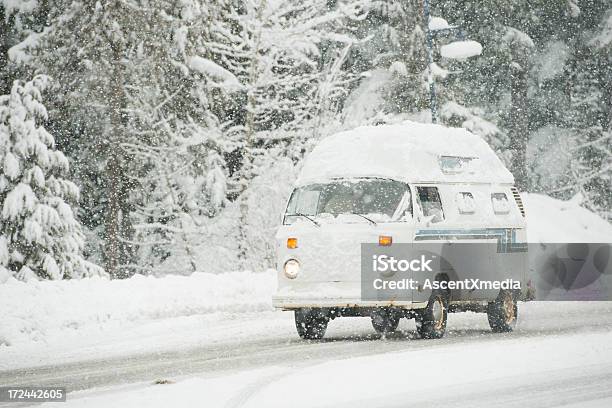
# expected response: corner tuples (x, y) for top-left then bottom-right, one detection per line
(416, 186), (444, 221)
(491, 193), (510, 214)
(456, 192), (476, 214)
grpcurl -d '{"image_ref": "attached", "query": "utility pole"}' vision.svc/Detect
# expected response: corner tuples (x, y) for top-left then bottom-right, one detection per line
(422, 0), (438, 124)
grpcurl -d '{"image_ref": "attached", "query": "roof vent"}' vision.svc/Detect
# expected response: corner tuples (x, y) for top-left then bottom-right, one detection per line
(439, 156), (477, 175)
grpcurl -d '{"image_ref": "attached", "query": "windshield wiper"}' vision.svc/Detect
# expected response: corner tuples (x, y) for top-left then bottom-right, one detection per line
(350, 213), (377, 226)
(287, 213), (320, 227)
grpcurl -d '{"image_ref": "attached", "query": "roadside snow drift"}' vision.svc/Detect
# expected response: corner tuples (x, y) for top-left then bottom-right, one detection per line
(523, 193), (612, 301)
(0, 271), (275, 349)
(523, 193), (612, 242)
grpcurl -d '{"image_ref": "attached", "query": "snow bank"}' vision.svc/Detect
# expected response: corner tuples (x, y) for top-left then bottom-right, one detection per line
(0, 271), (275, 348)
(523, 193), (612, 243)
(524, 194), (612, 300)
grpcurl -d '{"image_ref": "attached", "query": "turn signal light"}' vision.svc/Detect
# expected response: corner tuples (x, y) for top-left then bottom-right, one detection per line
(378, 236), (392, 246)
(287, 238), (298, 249)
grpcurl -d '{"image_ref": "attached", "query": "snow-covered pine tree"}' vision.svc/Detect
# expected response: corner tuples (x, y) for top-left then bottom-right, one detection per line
(29, 0), (140, 278)
(124, 0), (236, 274)
(556, 6), (612, 220)
(24, 0), (236, 276)
(0, 0), (49, 94)
(0, 75), (103, 280)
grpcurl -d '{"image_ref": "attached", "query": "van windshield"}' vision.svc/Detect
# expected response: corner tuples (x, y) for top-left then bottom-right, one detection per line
(284, 179), (410, 224)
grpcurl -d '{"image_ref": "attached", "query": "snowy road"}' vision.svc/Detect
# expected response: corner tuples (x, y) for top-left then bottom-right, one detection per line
(2, 302), (612, 407)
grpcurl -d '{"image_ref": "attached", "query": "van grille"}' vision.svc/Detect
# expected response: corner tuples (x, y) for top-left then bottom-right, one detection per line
(511, 187), (525, 217)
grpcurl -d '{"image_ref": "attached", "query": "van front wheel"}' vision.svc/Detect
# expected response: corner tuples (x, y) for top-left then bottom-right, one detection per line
(295, 309), (328, 339)
(415, 291), (448, 339)
(487, 290), (517, 333)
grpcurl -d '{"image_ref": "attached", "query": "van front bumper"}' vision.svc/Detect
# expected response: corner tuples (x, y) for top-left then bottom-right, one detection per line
(272, 295), (428, 311)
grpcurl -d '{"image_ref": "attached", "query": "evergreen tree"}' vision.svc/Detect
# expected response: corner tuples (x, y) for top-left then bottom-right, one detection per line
(126, 0), (235, 273)
(0, 75), (103, 280)
(0, 0), (49, 94)
(29, 0), (236, 276)
(560, 4), (612, 219)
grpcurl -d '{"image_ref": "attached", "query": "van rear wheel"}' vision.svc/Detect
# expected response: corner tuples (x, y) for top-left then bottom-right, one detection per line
(415, 291), (448, 339)
(487, 290), (517, 333)
(295, 309), (328, 339)
(371, 308), (400, 334)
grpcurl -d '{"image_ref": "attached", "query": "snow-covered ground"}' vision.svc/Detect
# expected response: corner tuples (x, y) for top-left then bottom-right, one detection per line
(39, 323), (612, 408)
(3, 302), (612, 408)
(0, 193), (611, 407)
(0, 271), (275, 369)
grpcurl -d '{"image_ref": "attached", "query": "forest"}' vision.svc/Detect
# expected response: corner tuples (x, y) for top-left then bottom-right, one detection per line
(0, 0), (610, 280)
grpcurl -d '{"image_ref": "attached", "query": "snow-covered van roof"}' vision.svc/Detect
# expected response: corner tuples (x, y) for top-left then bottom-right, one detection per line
(296, 121), (514, 186)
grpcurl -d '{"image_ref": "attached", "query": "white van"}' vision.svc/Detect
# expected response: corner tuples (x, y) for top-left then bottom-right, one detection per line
(273, 121), (528, 339)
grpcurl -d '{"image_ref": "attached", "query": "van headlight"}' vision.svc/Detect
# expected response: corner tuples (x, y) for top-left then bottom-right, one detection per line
(283, 259), (300, 279)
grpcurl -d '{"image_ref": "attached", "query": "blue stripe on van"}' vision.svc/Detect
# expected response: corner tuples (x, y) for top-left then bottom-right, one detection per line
(415, 228), (527, 253)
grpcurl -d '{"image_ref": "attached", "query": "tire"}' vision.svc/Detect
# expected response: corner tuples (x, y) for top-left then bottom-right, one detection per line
(371, 308), (400, 334)
(487, 290), (518, 333)
(295, 309), (329, 339)
(415, 291), (448, 339)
